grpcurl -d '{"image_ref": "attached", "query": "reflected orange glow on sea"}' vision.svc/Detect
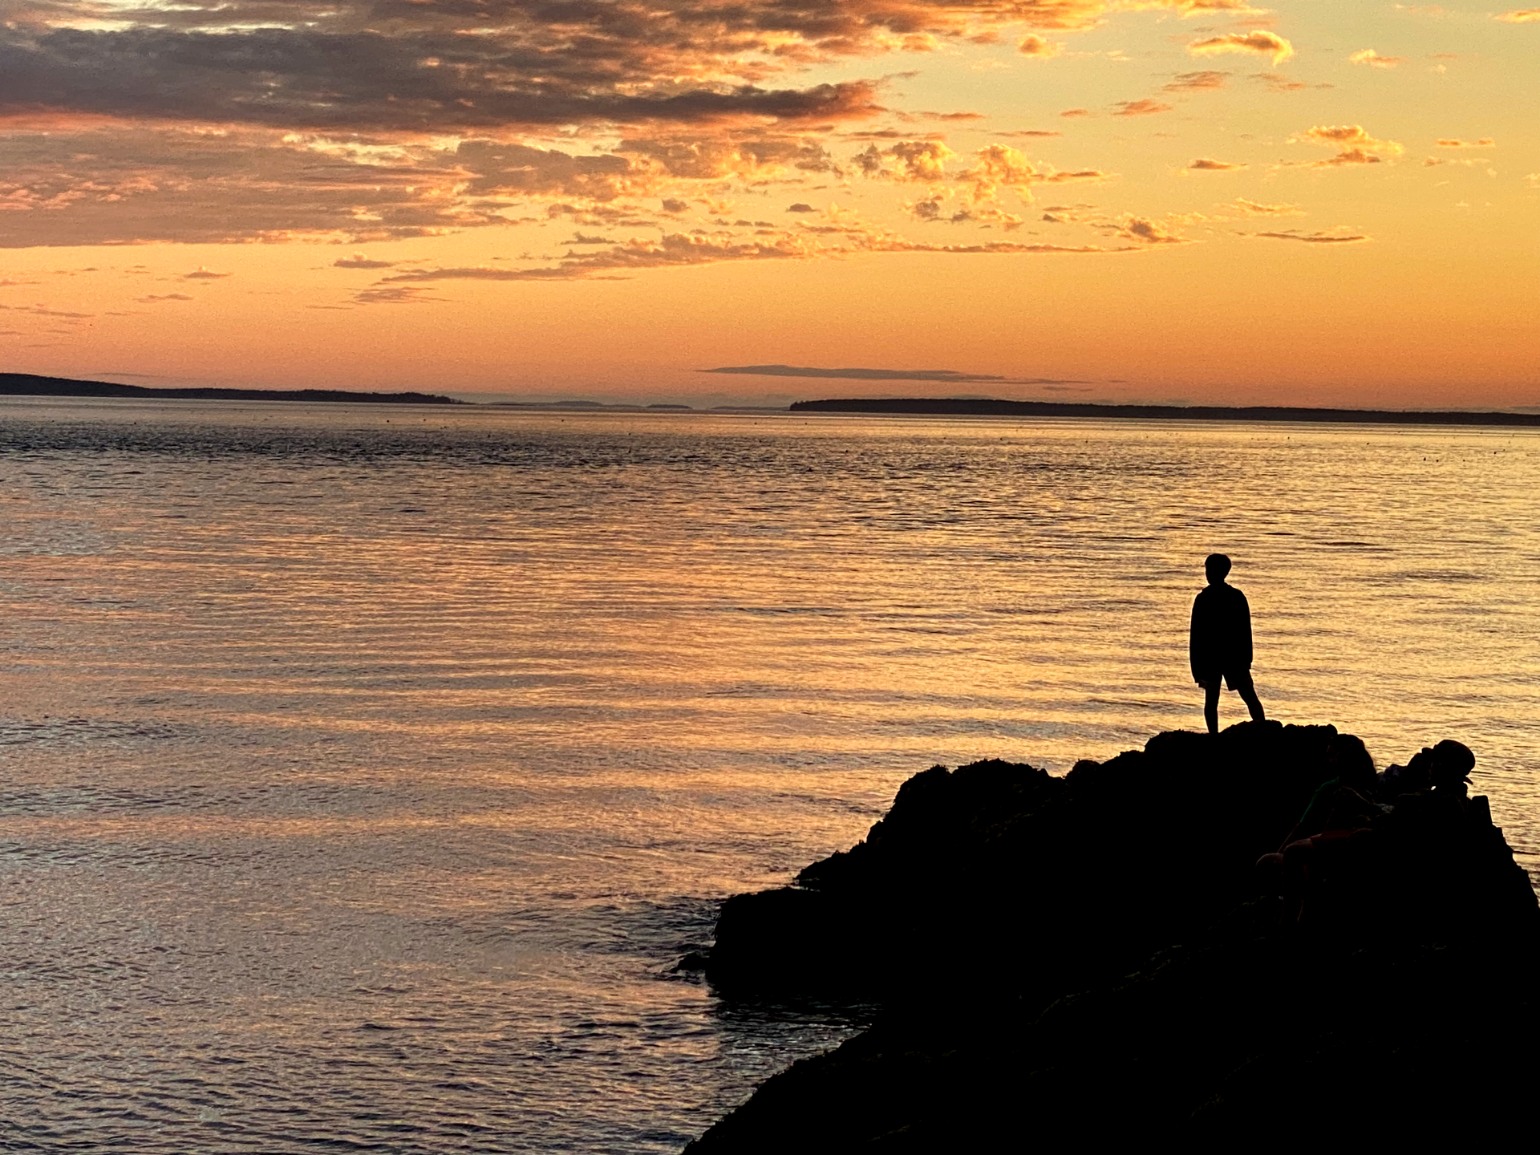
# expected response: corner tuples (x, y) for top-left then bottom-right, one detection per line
(1, 399), (1537, 1150)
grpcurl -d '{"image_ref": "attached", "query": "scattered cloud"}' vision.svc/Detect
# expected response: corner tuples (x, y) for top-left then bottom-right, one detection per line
(1316, 148), (1386, 166)
(386, 233), (820, 280)
(348, 218), (1140, 289)
(1349, 49), (1403, 68)
(137, 293), (194, 303)
(0, 302), (92, 319)
(1422, 155), (1498, 171)
(1255, 71), (1318, 93)
(1042, 168), (1110, 184)
(1234, 198), (1304, 215)
(850, 139), (1094, 211)
(1302, 125), (1398, 149)
(1255, 229), (1369, 243)
(1119, 217), (1187, 245)
(1495, 9), (1540, 22)
(0, 0), (1515, 296)
(865, 238), (1132, 255)
(617, 134), (837, 182)
(333, 255), (396, 269)
(1190, 31), (1295, 65)
(1295, 124), (1404, 166)
(0, 126), (508, 246)
(379, 266), (582, 283)
(906, 192), (952, 223)
(1113, 99), (1174, 117)
(353, 285), (445, 305)
(855, 140), (955, 182)
(960, 144), (1037, 200)
(1436, 138), (1495, 148)
(1165, 70), (1230, 92)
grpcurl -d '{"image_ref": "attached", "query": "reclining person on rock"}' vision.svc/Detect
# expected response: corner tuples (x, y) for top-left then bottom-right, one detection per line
(1189, 553), (1266, 735)
(1257, 734), (1382, 932)
(1285, 735), (1382, 847)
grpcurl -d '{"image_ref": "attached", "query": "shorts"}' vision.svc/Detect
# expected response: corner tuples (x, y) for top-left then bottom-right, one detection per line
(1200, 670), (1254, 692)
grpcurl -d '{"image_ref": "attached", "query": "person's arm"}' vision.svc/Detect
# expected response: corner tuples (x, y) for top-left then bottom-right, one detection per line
(1238, 589), (1254, 667)
(1190, 594), (1203, 682)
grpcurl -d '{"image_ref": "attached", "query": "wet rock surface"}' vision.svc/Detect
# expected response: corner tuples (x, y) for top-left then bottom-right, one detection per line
(687, 722), (1540, 1148)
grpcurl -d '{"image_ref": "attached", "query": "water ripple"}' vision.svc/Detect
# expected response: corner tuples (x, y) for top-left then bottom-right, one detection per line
(0, 401), (1536, 1149)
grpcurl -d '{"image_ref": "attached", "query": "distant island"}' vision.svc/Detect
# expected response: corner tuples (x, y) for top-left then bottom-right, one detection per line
(791, 396), (1540, 428)
(0, 372), (462, 406)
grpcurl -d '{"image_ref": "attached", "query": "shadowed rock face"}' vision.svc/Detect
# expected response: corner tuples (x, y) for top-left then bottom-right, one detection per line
(689, 723), (1540, 1148)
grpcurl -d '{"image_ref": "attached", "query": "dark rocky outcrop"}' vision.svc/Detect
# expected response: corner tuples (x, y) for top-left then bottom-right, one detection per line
(688, 722), (1540, 1149)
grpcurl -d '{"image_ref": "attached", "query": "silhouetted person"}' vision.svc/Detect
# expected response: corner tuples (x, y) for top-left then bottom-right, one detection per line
(1189, 553), (1265, 734)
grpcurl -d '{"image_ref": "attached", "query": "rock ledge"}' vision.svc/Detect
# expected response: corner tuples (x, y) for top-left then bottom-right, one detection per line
(688, 722), (1539, 1148)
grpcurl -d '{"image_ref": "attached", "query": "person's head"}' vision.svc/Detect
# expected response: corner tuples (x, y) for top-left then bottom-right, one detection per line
(1204, 553), (1232, 585)
(1428, 739), (1475, 791)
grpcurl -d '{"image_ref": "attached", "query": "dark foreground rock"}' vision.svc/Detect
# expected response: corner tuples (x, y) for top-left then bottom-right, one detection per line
(687, 722), (1540, 1148)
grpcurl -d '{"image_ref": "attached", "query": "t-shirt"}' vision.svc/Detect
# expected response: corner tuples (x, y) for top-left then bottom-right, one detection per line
(1189, 582), (1253, 680)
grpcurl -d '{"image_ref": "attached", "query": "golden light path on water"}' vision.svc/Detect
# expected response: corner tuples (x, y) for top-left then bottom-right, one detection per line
(0, 399), (1536, 1150)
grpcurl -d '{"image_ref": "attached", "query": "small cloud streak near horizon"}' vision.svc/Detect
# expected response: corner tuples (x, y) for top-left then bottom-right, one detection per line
(701, 365), (1091, 387)
(0, 1), (1533, 408)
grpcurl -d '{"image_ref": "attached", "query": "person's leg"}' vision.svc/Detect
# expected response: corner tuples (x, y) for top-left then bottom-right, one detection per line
(1235, 672), (1266, 722)
(1203, 679), (1220, 734)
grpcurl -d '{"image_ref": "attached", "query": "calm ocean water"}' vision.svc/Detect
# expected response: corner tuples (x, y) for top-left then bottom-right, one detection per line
(1, 398), (1537, 1151)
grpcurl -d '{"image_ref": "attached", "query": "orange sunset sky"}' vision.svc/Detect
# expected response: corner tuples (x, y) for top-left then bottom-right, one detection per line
(0, 1), (1536, 407)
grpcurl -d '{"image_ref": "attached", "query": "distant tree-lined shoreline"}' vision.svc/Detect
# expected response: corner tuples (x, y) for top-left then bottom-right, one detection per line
(790, 396), (1540, 428)
(0, 373), (462, 406)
